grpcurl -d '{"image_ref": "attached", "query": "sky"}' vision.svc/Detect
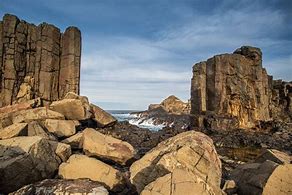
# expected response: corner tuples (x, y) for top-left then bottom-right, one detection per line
(1, 0), (291, 110)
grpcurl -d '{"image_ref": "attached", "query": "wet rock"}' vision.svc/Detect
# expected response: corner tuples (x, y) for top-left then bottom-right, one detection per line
(10, 179), (108, 195)
(0, 136), (60, 193)
(130, 131), (222, 193)
(0, 123), (28, 139)
(58, 154), (125, 191)
(82, 128), (135, 165)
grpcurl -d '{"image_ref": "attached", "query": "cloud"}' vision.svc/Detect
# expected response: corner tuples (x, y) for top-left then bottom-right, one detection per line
(1, 0), (291, 110)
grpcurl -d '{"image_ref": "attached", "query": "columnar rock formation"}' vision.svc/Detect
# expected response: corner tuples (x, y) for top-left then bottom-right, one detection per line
(191, 46), (292, 129)
(0, 14), (81, 107)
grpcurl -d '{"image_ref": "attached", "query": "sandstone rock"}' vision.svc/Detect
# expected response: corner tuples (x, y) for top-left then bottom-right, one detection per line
(49, 141), (72, 162)
(262, 164), (292, 195)
(44, 119), (79, 138)
(50, 99), (90, 120)
(0, 98), (42, 116)
(58, 154), (125, 191)
(11, 107), (64, 124)
(10, 179), (109, 195)
(255, 149), (292, 164)
(27, 121), (57, 140)
(82, 128), (135, 165)
(0, 14), (81, 107)
(0, 136), (60, 193)
(230, 160), (292, 195)
(91, 103), (117, 127)
(222, 180), (237, 195)
(148, 95), (190, 115)
(15, 76), (34, 103)
(0, 123), (27, 139)
(141, 168), (223, 195)
(64, 92), (93, 119)
(190, 46), (291, 129)
(130, 131), (222, 193)
(61, 132), (83, 149)
(191, 46), (270, 128)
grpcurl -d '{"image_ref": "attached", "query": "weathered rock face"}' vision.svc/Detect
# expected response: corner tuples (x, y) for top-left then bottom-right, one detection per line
(130, 131), (222, 193)
(0, 136), (60, 193)
(141, 168), (223, 195)
(191, 46), (292, 129)
(58, 154), (125, 191)
(0, 14), (81, 107)
(81, 128), (135, 165)
(191, 46), (271, 128)
(10, 179), (109, 195)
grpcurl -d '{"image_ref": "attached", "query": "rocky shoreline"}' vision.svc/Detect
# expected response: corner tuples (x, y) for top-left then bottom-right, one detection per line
(0, 14), (292, 195)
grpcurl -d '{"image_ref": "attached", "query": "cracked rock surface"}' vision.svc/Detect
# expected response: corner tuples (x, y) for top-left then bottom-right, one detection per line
(130, 131), (222, 193)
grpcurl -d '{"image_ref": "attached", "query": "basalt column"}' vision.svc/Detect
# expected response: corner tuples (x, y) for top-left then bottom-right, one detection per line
(0, 14), (81, 107)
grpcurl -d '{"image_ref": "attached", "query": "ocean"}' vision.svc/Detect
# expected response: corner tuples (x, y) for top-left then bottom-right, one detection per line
(107, 110), (165, 131)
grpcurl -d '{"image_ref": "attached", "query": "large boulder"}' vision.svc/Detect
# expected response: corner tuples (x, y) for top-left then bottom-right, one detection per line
(82, 128), (135, 165)
(10, 179), (108, 195)
(0, 123), (28, 139)
(91, 103), (117, 127)
(27, 121), (57, 140)
(49, 141), (72, 162)
(0, 98), (42, 117)
(255, 149), (291, 164)
(50, 99), (91, 120)
(44, 119), (79, 138)
(0, 136), (60, 193)
(58, 154), (125, 191)
(64, 92), (93, 119)
(130, 131), (222, 193)
(230, 160), (292, 195)
(61, 132), (83, 149)
(12, 107), (65, 123)
(141, 168), (223, 195)
(0, 107), (63, 129)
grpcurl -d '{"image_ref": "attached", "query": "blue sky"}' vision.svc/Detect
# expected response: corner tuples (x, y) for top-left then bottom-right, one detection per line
(1, 0), (291, 110)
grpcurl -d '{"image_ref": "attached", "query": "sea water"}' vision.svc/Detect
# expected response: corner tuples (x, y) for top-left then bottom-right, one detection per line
(107, 110), (165, 131)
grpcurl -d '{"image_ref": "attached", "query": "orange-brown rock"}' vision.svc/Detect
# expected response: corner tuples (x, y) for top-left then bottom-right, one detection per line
(0, 14), (81, 107)
(81, 128), (135, 165)
(191, 46), (291, 129)
(0, 136), (60, 193)
(58, 154), (125, 191)
(148, 95), (190, 114)
(130, 131), (222, 193)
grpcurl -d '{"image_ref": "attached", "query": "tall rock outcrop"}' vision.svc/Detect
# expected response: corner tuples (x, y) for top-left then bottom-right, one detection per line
(0, 14), (81, 107)
(191, 46), (291, 129)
